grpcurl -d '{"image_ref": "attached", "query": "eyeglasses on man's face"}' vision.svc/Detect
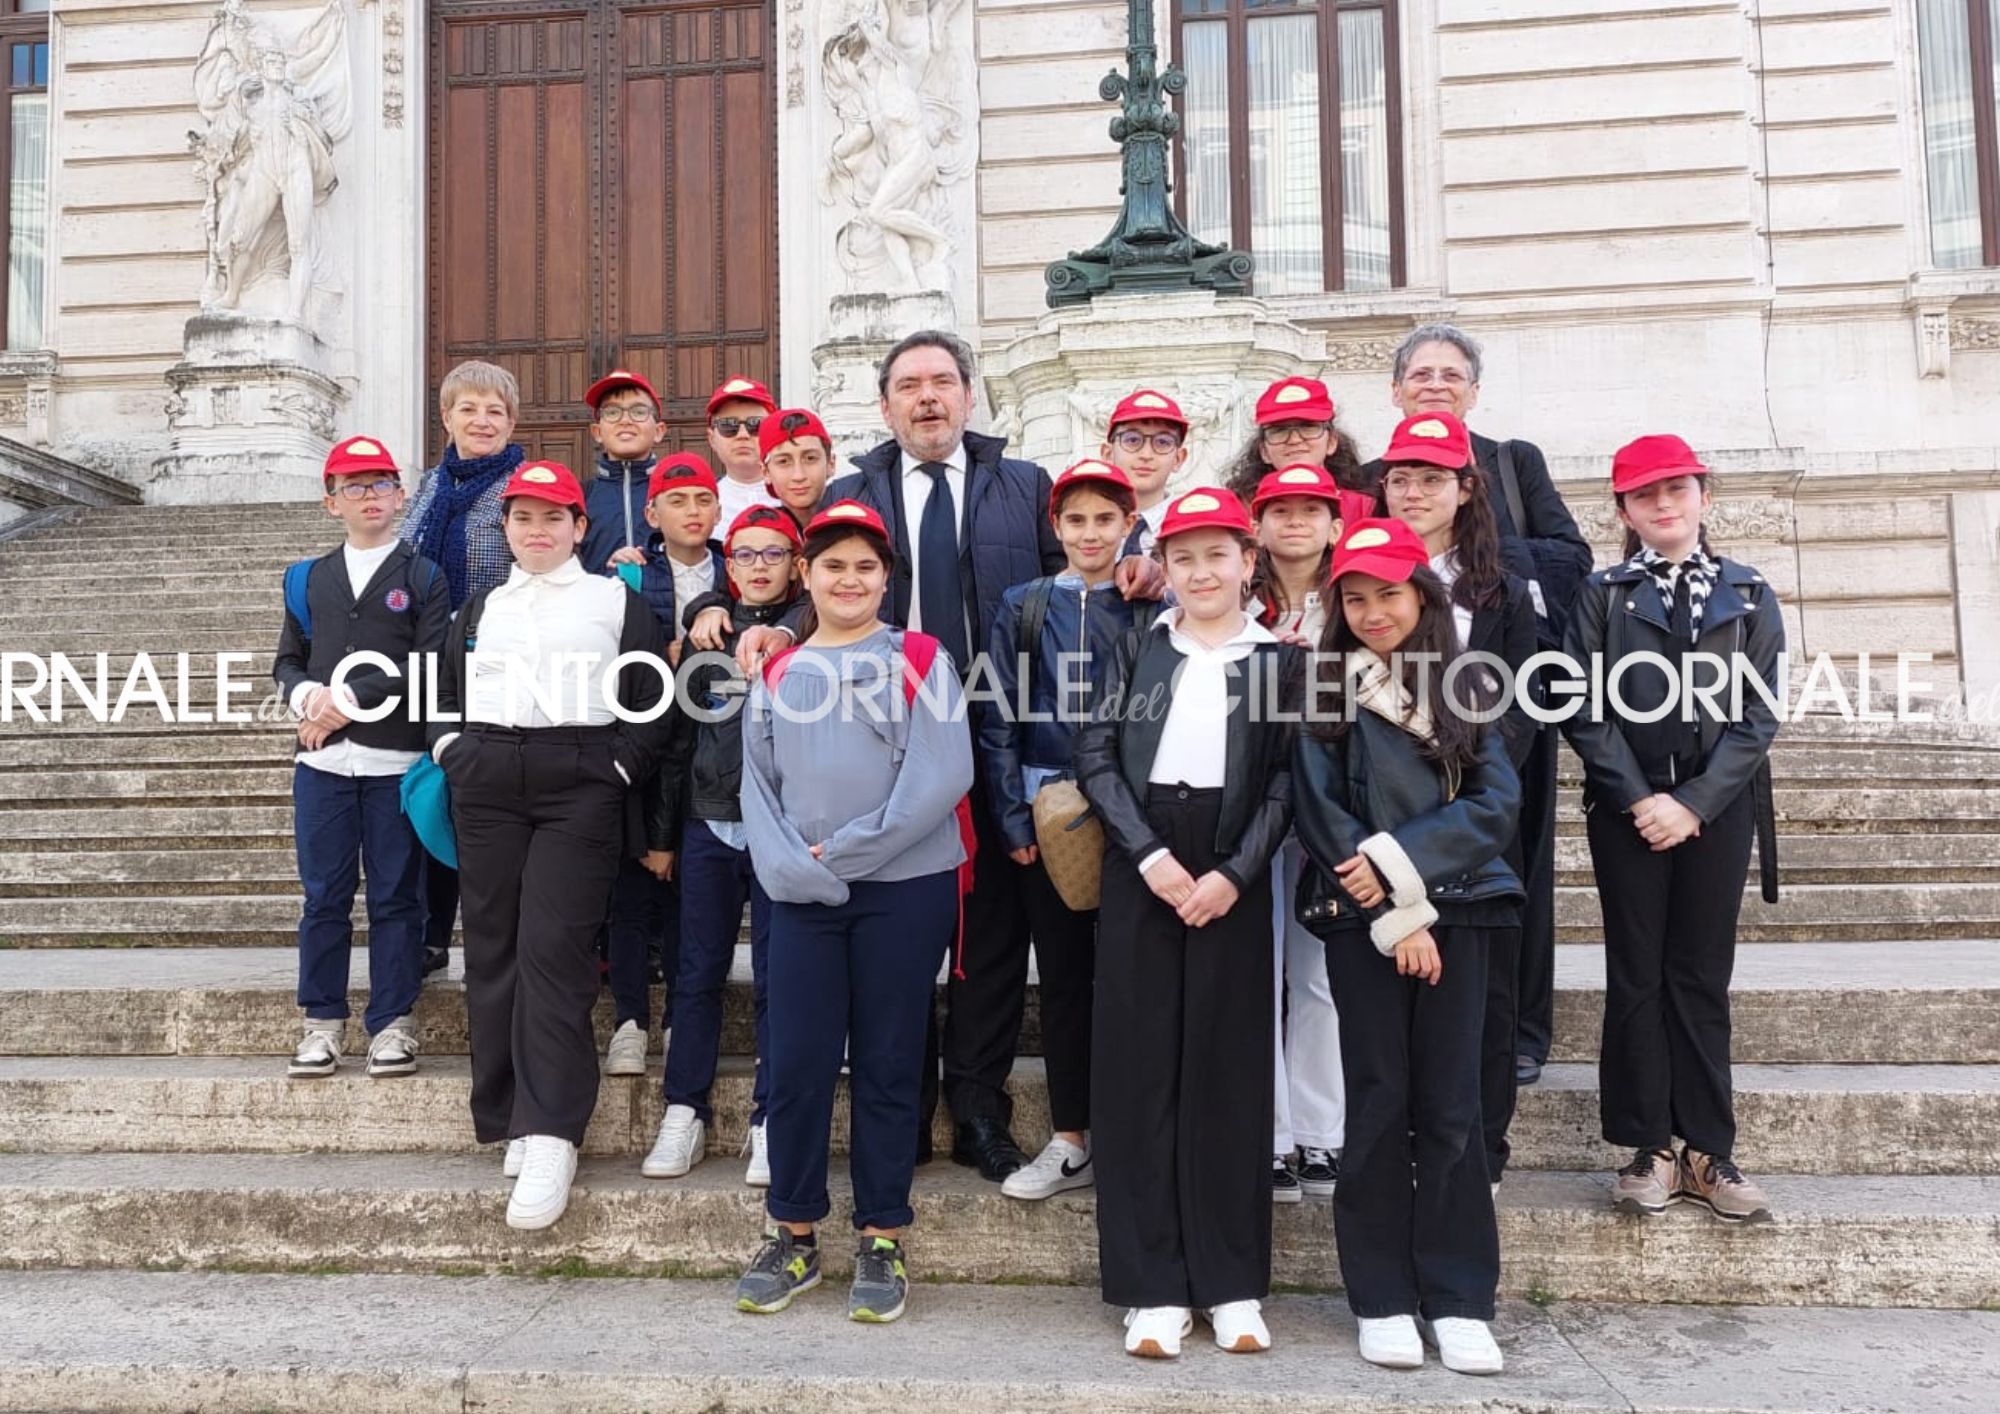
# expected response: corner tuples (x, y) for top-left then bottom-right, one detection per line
(1260, 421), (1330, 446)
(596, 404), (658, 425)
(1112, 429), (1183, 455)
(711, 416), (765, 439)
(335, 478), (402, 500)
(729, 545), (794, 568)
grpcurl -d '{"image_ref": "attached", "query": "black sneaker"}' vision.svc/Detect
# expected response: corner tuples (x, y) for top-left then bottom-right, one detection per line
(735, 1229), (822, 1314)
(849, 1235), (909, 1323)
(422, 946), (449, 978)
(1272, 1154), (1303, 1205)
(1297, 1146), (1340, 1199)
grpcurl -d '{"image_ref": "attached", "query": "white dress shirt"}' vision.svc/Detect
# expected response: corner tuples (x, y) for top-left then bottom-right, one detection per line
(1131, 501), (1167, 558)
(718, 475), (779, 537)
(463, 556), (628, 728)
(898, 444), (968, 636)
(668, 551), (717, 642)
(1138, 607), (1279, 874)
(1430, 547), (1474, 650)
(291, 539), (421, 778)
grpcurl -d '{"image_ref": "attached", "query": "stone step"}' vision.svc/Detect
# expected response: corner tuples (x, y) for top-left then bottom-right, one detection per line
(0, 609), (284, 634)
(5, 941), (1995, 1066)
(0, 733), (292, 770)
(0, 1053), (1992, 1175)
(2, 1159), (1997, 1312)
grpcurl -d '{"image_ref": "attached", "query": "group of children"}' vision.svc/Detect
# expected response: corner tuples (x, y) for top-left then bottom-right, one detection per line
(275, 360), (1784, 1370)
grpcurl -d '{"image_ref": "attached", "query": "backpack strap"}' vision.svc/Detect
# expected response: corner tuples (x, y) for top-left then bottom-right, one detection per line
(1015, 578), (1056, 709)
(759, 642), (802, 694)
(1495, 440), (1528, 539)
(899, 629), (939, 706)
(459, 588), (491, 652)
(282, 559), (315, 643)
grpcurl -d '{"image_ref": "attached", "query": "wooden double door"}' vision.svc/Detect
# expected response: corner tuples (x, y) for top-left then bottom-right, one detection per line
(426, 0), (778, 468)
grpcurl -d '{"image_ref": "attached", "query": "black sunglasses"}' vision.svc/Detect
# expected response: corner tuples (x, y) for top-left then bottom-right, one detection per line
(711, 416), (765, 438)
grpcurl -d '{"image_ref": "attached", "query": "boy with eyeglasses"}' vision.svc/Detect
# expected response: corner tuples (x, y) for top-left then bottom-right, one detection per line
(581, 370), (670, 575)
(1099, 389), (1188, 558)
(274, 436), (450, 1080)
(706, 376), (783, 531)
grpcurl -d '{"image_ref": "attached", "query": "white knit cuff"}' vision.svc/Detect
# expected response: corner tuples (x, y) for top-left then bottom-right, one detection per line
(1358, 831), (1426, 908)
(1369, 898), (1440, 955)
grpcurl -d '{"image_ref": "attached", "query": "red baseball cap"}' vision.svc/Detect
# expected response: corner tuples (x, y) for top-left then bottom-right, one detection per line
(706, 377), (777, 417)
(1049, 459), (1135, 523)
(1251, 462), (1342, 513)
(1383, 412), (1473, 471)
(1330, 517), (1430, 585)
(1255, 376), (1336, 426)
(585, 369), (662, 414)
(1157, 487), (1254, 542)
(1612, 434), (1710, 495)
(501, 461), (586, 512)
(804, 498), (891, 542)
(759, 408), (832, 460)
(647, 452), (720, 501)
(1107, 388), (1188, 432)
(324, 434), (399, 481)
(724, 502), (804, 554)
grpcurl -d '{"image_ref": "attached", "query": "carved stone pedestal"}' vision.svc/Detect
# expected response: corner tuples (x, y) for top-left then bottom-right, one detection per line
(980, 291), (1326, 493)
(809, 290), (956, 464)
(148, 315), (347, 504)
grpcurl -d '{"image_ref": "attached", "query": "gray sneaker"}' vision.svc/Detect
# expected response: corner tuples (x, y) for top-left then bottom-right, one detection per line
(849, 1235), (909, 1323)
(366, 1022), (419, 1078)
(734, 1229), (821, 1314)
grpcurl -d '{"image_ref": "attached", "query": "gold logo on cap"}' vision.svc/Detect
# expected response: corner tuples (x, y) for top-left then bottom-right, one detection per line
(1178, 492), (1222, 514)
(1278, 468), (1319, 485)
(826, 502), (868, 519)
(722, 378), (755, 393)
(521, 466), (559, 484)
(1135, 393), (1168, 409)
(1346, 527), (1392, 550)
(1274, 383), (1312, 405)
(610, 369), (634, 380)
(347, 439), (382, 457)
(1410, 418), (1450, 439)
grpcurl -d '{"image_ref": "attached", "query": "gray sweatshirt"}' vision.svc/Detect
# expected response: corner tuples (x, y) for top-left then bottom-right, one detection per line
(740, 625), (974, 906)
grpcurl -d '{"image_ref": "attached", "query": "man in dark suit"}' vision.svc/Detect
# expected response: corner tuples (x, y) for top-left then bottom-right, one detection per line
(1360, 324), (1593, 1087)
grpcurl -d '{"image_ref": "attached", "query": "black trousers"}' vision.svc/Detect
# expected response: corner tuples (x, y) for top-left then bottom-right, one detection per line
(1094, 785), (1273, 1310)
(1588, 786), (1752, 1157)
(1019, 856), (1097, 1134)
(1326, 924), (1498, 1322)
(449, 724), (626, 1146)
(1479, 923), (1523, 1183)
(425, 857), (459, 954)
(1513, 721), (1559, 1062)
(941, 777), (1032, 1127)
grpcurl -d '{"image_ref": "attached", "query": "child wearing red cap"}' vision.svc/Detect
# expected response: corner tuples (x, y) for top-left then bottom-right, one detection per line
(979, 461), (1157, 1205)
(428, 461), (670, 1233)
(1561, 435), (1783, 1226)
(632, 453), (727, 660)
(640, 505), (804, 1189)
(275, 437), (450, 1081)
(1099, 389), (1189, 558)
(707, 376), (783, 530)
(732, 500), (973, 1325)
(760, 408), (837, 530)
(580, 370), (668, 575)
(1245, 462), (1352, 1208)
(1073, 488), (1299, 1360)
(1291, 517), (1521, 1376)
(1222, 375), (1367, 508)
(1376, 411), (1539, 1196)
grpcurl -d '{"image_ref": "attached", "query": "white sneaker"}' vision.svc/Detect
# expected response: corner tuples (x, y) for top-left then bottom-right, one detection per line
(505, 1135), (577, 1230)
(1123, 1305), (1193, 1359)
(1423, 1316), (1503, 1375)
(502, 1138), (526, 1178)
(365, 1022), (419, 1078)
(743, 1121), (771, 1188)
(605, 1020), (647, 1076)
(641, 1104), (705, 1178)
(1001, 1136), (1093, 1200)
(1357, 1314), (1424, 1369)
(288, 1025), (342, 1078)
(1491, 1181), (1501, 1201)
(1204, 1299), (1271, 1353)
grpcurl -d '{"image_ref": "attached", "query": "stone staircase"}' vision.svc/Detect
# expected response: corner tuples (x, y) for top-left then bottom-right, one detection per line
(0, 502), (1997, 1411)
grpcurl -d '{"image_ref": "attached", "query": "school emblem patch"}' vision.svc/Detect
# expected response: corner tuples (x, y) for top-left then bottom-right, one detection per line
(826, 502), (869, 518)
(1134, 392), (1169, 409)
(1409, 419), (1451, 439)
(385, 587), (412, 612)
(722, 378), (755, 393)
(347, 438), (383, 457)
(1273, 383), (1311, 405)
(1176, 492), (1222, 514)
(521, 465), (559, 484)
(1277, 467), (1321, 485)
(1344, 526), (1392, 550)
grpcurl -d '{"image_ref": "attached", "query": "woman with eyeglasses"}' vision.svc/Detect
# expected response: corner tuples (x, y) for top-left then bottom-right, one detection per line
(580, 370), (670, 575)
(1375, 410), (1538, 1200)
(1222, 376), (1368, 508)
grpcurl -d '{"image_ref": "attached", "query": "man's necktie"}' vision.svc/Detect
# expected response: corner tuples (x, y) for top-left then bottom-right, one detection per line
(917, 461), (969, 670)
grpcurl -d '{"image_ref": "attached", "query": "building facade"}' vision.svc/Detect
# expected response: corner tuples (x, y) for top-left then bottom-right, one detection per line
(4, 0), (2000, 702)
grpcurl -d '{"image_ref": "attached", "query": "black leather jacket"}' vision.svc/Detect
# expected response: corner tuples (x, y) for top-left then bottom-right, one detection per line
(1292, 713), (1522, 936)
(1072, 625), (1300, 891)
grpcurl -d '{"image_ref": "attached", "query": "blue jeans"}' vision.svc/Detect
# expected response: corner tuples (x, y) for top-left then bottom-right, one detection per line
(665, 819), (771, 1123)
(765, 871), (956, 1231)
(292, 763), (425, 1034)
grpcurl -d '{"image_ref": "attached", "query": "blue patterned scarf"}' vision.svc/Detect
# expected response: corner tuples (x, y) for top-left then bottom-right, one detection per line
(413, 444), (524, 606)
